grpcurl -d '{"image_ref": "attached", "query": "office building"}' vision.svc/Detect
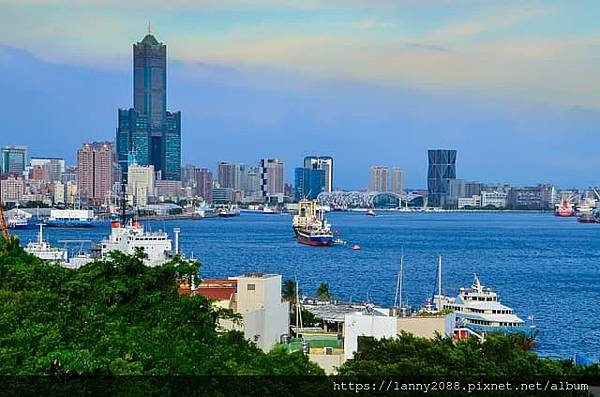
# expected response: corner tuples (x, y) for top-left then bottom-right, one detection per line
(294, 167), (325, 201)
(508, 184), (555, 210)
(217, 161), (241, 190)
(53, 181), (65, 205)
(481, 191), (508, 208)
(369, 165), (388, 192)
(304, 156), (333, 192)
(212, 187), (235, 204)
(464, 181), (482, 197)
(116, 28), (181, 181)
(128, 163), (155, 206)
(1, 146), (27, 175)
(154, 180), (182, 199)
(390, 167), (404, 195)
(195, 168), (213, 202)
(259, 158), (284, 201)
(427, 149), (457, 207)
(77, 142), (118, 205)
(30, 157), (65, 182)
(181, 164), (197, 189)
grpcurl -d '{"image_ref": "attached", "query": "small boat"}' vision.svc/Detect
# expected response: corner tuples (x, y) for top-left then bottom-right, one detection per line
(352, 244), (361, 251)
(25, 224), (68, 262)
(8, 213), (35, 229)
(366, 209), (376, 216)
(218, 205), (240, 217)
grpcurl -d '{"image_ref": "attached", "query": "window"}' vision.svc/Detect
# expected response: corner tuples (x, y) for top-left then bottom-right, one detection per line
(247, 284), (255, 291)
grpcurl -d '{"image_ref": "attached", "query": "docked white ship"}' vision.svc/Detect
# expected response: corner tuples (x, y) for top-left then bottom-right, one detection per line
(100, 219), (178, 267)
(25, 224), (68, 262)
(435, 273), (535, 337)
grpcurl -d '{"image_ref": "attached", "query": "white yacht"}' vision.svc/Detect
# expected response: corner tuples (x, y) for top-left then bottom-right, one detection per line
(25, 224), (68, 262)
(100, 219), (177, 267)
(435, 273), (535, 337)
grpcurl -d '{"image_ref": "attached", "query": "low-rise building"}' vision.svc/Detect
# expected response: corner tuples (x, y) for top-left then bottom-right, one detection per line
(186, 273), (289, 352)
(457, 195), (481, 209)
(481, 191), (508, 208)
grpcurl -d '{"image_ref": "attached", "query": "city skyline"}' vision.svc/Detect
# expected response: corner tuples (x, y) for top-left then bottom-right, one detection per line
(2, 3), (600, 188)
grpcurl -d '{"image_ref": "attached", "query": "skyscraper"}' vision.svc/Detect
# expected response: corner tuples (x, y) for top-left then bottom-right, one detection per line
(1, 145), (27, 175)
(369, 165), (388, 192)
(195, 168), (213, 202)
(77, 142), (118, 205)
(390, 167), (404, 195)
(294, 167), (325, 201)
(116, 28), (181, 181)
(427, 149), (457, 207)
(259, 158), (284, 201)
(217, 161), (240, 190)
(303, 156), (333, 192)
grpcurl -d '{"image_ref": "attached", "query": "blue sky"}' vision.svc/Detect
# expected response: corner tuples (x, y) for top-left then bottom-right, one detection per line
(1, 0), (600, 188)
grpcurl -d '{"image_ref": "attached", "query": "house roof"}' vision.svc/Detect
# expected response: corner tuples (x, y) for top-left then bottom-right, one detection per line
(196, 286), (236, 301)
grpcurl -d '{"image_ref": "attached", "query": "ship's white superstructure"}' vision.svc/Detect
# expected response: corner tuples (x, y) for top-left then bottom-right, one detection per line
(100, 219), (174, 267)
(25, 224), (68, 262)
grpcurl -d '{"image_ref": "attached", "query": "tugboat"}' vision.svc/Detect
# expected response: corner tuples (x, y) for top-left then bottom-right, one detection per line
(292, 199), (334, 246)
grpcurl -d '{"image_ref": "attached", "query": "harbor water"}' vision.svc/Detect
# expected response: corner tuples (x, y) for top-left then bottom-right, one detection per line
(12, 211), (600, 359)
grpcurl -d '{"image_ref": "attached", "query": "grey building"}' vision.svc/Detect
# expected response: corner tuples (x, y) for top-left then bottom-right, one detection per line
(508, 184), (555, 210)
(427, 149), (456, 207)
(116, 29), (181, 181)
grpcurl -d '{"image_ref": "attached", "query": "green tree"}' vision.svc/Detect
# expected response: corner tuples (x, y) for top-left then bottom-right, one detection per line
(315, 282), (332, 301)
(0, 239), (323, 377)
(282, 279), (297, 304)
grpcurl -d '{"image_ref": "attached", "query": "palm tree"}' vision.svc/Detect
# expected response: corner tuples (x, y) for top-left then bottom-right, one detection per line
(315, 282), (332, 301)
(282, 279), (297, 304)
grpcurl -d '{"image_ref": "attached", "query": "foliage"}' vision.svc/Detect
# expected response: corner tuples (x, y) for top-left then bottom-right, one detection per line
(0, 238), (323, 376)
(338, 332), (599, 385)
(282, 279), (298, 304)
(315, 282), (332, 301)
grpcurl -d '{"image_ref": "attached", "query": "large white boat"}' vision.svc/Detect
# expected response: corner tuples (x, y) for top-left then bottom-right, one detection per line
(100, 219), (177, 267)
(25, 224), (68, 262)
(435, 272), (535, 337)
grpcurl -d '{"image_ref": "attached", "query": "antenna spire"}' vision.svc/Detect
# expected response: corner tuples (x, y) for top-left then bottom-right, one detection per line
(147, 21), (152, 35)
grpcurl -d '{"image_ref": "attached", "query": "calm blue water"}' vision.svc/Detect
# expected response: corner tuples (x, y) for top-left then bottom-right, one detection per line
(13, 211), (600, 359)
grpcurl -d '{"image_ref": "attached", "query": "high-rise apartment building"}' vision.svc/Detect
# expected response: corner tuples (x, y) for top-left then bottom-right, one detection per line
(259, 158), (284, 201)
(1, 146), (27, 175)
(390, 167), (404, 195)
(304, 156), (333, 192)
(195, 168), (213, 202)
(427, 149), (457, 207)
(181, 164), (197, 189)
(116, 29), (181, 181)
(369, 165), (388, 192)
(0, 175), (24, 204)
(77, 142), (118, 205)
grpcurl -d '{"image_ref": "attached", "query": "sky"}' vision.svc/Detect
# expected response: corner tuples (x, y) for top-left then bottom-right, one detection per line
(1, 0), (600, 189)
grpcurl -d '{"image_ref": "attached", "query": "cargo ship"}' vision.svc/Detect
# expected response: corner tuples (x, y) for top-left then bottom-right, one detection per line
(46, 209), (95, 227)
(292, 199), (334, 246)
(554, 198), (575, 217)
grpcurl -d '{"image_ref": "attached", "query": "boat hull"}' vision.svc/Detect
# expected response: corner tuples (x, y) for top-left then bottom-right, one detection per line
(294, 228), (333, 246)
(465, 323), (537, 338)
(45, 220), (94, 227)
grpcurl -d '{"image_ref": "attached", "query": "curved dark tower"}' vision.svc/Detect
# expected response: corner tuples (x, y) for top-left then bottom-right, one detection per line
(117, 25), (181, 181)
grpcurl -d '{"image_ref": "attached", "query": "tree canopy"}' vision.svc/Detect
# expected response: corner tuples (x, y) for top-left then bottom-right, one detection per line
(0, 237), (323, 376)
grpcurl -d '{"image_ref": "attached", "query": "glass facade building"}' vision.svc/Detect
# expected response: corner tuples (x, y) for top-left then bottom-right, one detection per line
(1, 146), (27, 175)
(294, 167), (325, 201)
(117, 31), (181, 181)
(427, 149), (457, 207)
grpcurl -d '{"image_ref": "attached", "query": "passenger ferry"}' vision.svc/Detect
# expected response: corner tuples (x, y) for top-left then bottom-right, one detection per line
(435, 273), (536, 337)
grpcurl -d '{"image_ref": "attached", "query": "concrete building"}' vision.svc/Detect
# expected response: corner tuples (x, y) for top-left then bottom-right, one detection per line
(127, 163), (155, 206)
(30, 157), (65, 182)
(154, 179), (182, 199)
(181, 164), (197, 189)
(481, 191), (508, 208)
(212, 187), (235, 204)
(458, 195), (481, 209)
(0, 175), (24, 204)
(53, 181), (65, 205)
(260, 158), (284, 202)
(194, 168), (213, 202)
(191, 273), (289, 352)
(65, 180), (77, 206)
(390, 167), (404, 195)
(304, 156), (333, 193)
(77, 142), (117, 205)
(369, 165), (388, 192)
(1, 145), (27, 175)
(508, 184), (555, 210)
